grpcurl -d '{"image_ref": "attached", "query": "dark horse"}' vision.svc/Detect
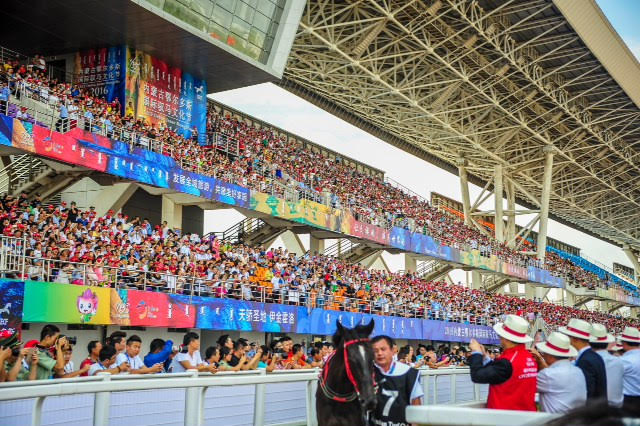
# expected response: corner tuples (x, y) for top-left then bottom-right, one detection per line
(316, 320), (377, 426)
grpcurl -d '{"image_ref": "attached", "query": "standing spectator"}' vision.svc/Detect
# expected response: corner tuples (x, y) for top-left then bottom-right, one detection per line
(56, 101), (69, 132)
(0, 82), (9, 114)
(107, 331), (126, 354)
(57, 343), (91, 378)
(88, 345), (129, 376)
(531, 332), (586, 413)
(115, 335), (163, 374)
(559, 319), (607, 401)
(80, 340), (102, 376)
(469, 315), (537, 411)
(283, 344), (310, 370)
(31, 324), (66, 380)
(590, 324), (624, 407)
(169, 332), (214, 373)
(619, 326), (640, 409)
(218, 346), (245, 372)
(143, 338), (174, 372)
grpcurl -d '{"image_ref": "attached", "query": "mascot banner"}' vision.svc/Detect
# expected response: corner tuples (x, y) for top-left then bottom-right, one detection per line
(22, 281), (110, 325)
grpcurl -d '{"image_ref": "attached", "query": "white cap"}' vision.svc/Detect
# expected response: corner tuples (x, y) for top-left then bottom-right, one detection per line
(536, 332), (578, 358)
(493, 315), (532, 344)
(559, 318), (592, 340)
(618, 326), (640, 343)
(589, 323), (615, 344)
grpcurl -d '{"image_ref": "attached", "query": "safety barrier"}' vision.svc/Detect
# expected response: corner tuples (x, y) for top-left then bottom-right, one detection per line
(406, 405), (559, 426)
(0, 368), (486, 426)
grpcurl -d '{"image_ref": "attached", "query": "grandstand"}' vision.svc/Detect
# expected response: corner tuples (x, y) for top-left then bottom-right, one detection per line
(1, 0), (640, 425)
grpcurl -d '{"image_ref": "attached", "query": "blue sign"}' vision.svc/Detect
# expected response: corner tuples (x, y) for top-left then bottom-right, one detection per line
(0, 279), (24, 335)
(195, 298), (297, 333)
(422, 319), (499, 345)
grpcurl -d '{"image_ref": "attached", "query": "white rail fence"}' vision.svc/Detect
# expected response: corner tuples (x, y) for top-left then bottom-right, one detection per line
(0, 368), (487, 426)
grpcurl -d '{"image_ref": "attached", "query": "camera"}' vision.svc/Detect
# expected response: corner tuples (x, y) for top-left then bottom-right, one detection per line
(60, 335), (77, 345)
(11, 347), (20, 357)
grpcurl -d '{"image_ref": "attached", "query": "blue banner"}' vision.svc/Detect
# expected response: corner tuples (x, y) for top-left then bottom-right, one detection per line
(177, 72), (208, 144)
(0, 280), (24, 336)
(390, 227), (411, 251)
(195, 298), (297, 333)
(422, 319), (499, 345)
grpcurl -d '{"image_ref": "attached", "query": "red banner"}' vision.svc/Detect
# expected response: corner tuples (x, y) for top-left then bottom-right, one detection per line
(351, 220), (391, 246)
(33, 126), (109, 172)
(126, 290), (195, 328)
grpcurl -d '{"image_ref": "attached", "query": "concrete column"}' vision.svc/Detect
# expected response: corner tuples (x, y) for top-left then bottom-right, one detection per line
(161, 194), (183, 230)
(494, 164), (504, 242)
(309, 236), (325, 255)
(471, 271), (482, 289)
(404, 254), (417, 273)
(622, 245), (640, 284)
(631, 307), (639, 319)
(563, 289), (575, 307)
(525, 284), (536, 301)
(92, 182), (138, 216)
(280, 230), (306, 256)
(457, 158), (472, 226)
(505, 179), (516, 248)
(536, 146), (555, 261)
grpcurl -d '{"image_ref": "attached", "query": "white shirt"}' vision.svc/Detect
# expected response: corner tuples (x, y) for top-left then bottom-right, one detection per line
(537, 359), (587, 414)
(64, 361), (75, 374)
(116, 352), (144, 371)
(375, 361), (424, 402)
(170, 351), (204, 373)
(88, 362), (107, 376)
(596, 350), (624, 407)
(621, 348), (640, 396)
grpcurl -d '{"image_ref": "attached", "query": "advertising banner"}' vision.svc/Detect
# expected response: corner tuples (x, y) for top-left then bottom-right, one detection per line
(125, 48), (207, 144)
(73, 46), (126, 107)
(110, 289), (131, 326)
(390, 227), (411, 251)
(422, 320), (499, 345)
(125, 291), (197, 328)
(23, 281), (110, 324)
(351, 220), (391, 246)
(195, 298), (297, 333)
(0, 280), (24, 336)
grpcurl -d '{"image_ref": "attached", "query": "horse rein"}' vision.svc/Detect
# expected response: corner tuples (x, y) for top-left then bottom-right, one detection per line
(318, 337), (378, 404)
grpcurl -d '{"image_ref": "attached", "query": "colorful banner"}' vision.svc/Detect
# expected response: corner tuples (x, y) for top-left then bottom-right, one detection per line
(195, 298), (298, 333)
(110, 288), (130, 326)
(351, 220), (391, 245)
(23, 281), (110, 324)
(73, 46), (126, 107)
(422, 319), (499, 345)
(390, 227), (411, 251)
(0, 280), (24, 336)
(125, 291), (196, 328)
(125, 48), (207, 144)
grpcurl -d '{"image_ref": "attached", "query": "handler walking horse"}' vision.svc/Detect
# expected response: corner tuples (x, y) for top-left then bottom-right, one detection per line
(316, 320), (377, 426)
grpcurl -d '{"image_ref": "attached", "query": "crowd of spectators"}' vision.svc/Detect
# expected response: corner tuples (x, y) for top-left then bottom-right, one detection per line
(0, 193), (637, 336)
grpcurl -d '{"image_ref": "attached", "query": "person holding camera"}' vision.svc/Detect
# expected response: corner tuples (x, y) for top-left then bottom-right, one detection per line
(27, 324), (66, 380)
(0, 331), (38, 382)
(56, 341), (91, 378)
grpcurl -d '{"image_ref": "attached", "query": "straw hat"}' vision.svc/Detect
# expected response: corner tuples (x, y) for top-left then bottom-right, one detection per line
(618, 326), (640, 343)
(493, 314), (532, 344)
(536, 331), (578, 358)
(589, 323), (615, 344)
(559, 318), (592, 340)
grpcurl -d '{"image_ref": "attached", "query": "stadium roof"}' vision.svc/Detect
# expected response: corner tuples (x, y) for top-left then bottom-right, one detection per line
(282, 0), (640, 249)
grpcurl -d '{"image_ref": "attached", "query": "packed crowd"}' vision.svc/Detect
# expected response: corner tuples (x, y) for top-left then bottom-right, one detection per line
(1, 53), (636, 302)
(1, 193), (638, 334)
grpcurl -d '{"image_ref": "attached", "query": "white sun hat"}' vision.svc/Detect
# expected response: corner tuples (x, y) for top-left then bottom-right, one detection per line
(558, 318), (592, 340)
(618, 326), (640, 343)
(589, 323), (615, 344)
(493, 314), (532, 344)
(536, 331), (578, 358)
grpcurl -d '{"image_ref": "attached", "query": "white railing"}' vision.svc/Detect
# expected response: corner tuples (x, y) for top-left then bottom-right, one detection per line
(0, 368), (485, 426)
(406, 405), (559, 426)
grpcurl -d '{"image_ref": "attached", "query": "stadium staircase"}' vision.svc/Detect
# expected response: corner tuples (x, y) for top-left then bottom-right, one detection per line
(483, 275), (512, 293)
(416, 259), (455, 282)
(321, 238), (381, 264)
(210, 217), (288, 246)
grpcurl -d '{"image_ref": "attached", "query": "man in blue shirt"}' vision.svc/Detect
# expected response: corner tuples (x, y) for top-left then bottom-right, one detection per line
(56, 102), (69, 132)
(0, 82), (9, 115)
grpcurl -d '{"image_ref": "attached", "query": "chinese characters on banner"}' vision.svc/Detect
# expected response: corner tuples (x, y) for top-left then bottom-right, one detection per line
(125, 48), (207, 144)
(73, 46), (126, 107)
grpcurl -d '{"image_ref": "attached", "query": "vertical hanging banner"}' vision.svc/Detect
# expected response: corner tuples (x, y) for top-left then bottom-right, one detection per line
(0, 280), (24, 336)
(73, 46), (126, 108)
(125, 48), (207, 144)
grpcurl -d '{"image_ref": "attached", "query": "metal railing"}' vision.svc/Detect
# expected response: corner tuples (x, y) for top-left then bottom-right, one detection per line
(406, 405), (558, 426)
(0, 367), (486, 426)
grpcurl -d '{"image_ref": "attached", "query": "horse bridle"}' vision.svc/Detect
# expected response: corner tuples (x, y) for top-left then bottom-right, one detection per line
(318, 337), (378, 404)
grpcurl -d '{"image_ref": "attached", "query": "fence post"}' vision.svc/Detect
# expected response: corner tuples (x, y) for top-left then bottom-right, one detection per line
(306, 372), (318, 426)
(93, 373), (111, 426)
(450, 373), (457, 404)
(421, 370), (430, 405)
(253, 368), (266, 426)
(184, 369), (202, 426)
(31, 396), (45, 426)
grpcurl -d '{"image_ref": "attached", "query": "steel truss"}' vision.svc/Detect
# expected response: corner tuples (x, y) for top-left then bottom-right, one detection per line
(283, 0), (640, 249)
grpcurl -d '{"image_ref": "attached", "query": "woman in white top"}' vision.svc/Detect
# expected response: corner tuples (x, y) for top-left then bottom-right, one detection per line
(170, 332), (216, 373)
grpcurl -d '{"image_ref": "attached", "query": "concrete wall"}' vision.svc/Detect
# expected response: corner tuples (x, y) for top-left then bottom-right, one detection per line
(182, 205), (204, 236)
(59, 177), (102, 210)
(122, 188), (162, 225)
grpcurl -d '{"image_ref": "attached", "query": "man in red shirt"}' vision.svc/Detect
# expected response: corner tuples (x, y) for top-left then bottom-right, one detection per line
(80, 340), (102, 376)
(469, 314), (537, 411)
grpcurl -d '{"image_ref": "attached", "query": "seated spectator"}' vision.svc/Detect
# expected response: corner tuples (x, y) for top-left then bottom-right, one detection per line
(143, 338), (175, 372)
(57, 342), (91, 378)
(169, 332), (215, 373)
(88, 345), (129, 376)
(116, 335), (163, 374)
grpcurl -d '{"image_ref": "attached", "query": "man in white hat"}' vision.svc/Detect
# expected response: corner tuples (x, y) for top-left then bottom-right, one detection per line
(468, 314), (537, 411)
(531, 331), (586, 413)
(559, 318), (607, 401)
(590, 323), (624, 407)
(619, 326), (640, 408)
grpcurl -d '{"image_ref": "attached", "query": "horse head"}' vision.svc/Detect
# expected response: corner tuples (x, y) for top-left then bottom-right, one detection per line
(333, 319), (377, 412)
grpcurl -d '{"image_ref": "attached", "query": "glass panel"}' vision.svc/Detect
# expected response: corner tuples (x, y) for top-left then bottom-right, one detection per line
(235, 1), (255, 23)
(216, 0), (236, 12)
(176, 0), (190, 5)
(243, 0), (258, 7)
(256, 1), (276, 18)
(230, 16), (251, 39)
(145, 0), (166, 8)
(191, 0), (213, 17)
(252, 12), (271, 33)
(212, 4), (233, 28)
(209, 21), (229, 41)
(163, 0), (209, 32)
(248, 27), (266, 49)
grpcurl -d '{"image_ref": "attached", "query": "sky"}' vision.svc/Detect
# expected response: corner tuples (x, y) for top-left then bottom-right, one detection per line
(204, 2), (640, 281)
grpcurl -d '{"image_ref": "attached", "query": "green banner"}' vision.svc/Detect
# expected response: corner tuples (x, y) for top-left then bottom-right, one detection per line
(23, 281), (111, 325)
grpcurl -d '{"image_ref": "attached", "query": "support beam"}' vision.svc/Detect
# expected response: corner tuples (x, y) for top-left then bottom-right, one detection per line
(161, 194), (183, 230)
(309, 236), (325, 255)
(536, 146), (555, 261)
(93, 183), (138, 217)
(457, 158), (472, 226)
(404, 254), (417, 273)
(494, 164), (504, 242)
(505, 179), (516, 248)
(622, 245), (640, 283)
(471, 270), (482, 290)
(277, 230), (306, 257)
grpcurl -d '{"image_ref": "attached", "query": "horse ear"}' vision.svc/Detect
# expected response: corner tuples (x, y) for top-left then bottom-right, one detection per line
(363, 319), (375, 336)
(336, 319), (344, 335)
